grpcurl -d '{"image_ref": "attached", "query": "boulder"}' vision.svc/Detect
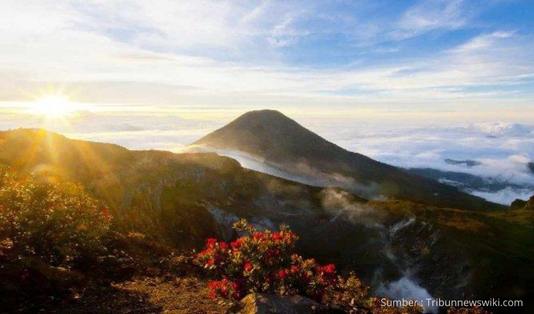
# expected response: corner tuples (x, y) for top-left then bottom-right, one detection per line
(239, 293), (332, 314)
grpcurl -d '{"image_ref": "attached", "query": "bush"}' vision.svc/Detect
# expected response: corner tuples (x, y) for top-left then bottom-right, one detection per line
(0, 168), (111, 267)
(193, 219), (422, 313)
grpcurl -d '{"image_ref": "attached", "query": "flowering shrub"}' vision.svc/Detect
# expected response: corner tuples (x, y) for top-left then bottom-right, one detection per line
(194, 219), (308, 300)
(0, 168), (111, 267)
(193, 219), (423, 313)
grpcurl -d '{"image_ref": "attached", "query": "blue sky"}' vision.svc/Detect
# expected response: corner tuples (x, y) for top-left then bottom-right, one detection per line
(0, 0), (533, 120)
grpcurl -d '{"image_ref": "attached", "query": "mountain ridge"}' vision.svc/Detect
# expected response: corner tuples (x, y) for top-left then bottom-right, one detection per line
(195, 110), (504, 211)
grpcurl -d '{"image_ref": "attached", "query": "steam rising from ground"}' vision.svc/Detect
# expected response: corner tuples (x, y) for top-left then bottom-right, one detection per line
(320, 188), (384, 226)
(204, 158), (437, 308)
(378, 277), (437, 314)
(317, 188), (436, 311)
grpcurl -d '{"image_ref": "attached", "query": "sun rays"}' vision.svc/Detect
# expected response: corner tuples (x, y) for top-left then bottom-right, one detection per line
(29, 94), (79, 119)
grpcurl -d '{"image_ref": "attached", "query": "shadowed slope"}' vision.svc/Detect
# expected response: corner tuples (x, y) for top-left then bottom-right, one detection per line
(195, 110), (503, 210)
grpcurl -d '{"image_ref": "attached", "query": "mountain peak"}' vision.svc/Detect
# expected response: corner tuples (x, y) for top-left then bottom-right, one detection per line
(223, 109), (302, 131)
(237, 109), (288, 119)
(195, 110), (503, 210)
(195, 109), (341, 162)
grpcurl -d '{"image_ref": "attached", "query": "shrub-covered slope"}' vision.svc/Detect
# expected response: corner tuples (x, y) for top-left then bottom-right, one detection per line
(0, 128), (532, 312)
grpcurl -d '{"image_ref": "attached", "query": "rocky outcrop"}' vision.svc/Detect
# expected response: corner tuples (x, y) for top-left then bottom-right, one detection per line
(510, 199), (527, 210)
(238, 293), (331, 314)
(510, 195), (534, 210)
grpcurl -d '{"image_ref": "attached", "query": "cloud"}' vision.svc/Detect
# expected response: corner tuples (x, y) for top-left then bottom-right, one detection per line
(0, 109), (221, 151)
(2, 101), (532, 204)
(471, 187), (533, 205)
(395, 0), (469, 39)
(0, 1), (533, 118)
(305, 119), (534, 204)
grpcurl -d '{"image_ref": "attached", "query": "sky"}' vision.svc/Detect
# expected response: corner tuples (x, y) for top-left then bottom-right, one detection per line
(0, 0), (534, 117)
(0, 0), (533, 203)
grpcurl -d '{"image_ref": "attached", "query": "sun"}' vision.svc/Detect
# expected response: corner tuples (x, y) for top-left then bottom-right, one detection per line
(30, 94), (78, 118)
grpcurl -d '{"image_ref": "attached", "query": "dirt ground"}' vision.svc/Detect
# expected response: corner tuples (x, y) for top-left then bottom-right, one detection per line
(50, 275), (231, 314)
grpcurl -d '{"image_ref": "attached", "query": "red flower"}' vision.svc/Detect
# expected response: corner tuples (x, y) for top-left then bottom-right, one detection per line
(196, 248), (210, 257)
(322, 264), (336, 274)
(219, 241), (229, 250)
(206, 238), (217, 248)
(207, 280), (222, 299)
(253, 232), (264, 240)
(194, 221), (348, 303)
(208, 279), (232, 299)
(231, 238), (243, 250)
(271, 231), (283, 241)
(243, 261), (253, 272)
(207, 282), (217, 298)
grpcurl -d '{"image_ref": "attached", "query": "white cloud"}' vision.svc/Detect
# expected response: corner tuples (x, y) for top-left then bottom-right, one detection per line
(2, 103), (532, 204)
(0, 0), (532, 116)
(395, 0), (469, 39)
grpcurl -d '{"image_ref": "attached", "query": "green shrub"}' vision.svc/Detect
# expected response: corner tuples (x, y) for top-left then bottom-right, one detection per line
(0, 168), (111, 267)
(193, 219), (423, 313)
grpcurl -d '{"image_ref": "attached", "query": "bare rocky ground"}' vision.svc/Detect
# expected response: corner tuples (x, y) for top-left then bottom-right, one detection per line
(57, 275), (230, 314)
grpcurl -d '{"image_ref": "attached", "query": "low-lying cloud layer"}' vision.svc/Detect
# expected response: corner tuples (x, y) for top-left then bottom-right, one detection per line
(1, 110), (532, 205)
(310, 120), (534, 204)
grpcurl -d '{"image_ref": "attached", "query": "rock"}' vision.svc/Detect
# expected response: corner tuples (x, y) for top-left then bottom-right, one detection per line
(28, 259), (85, 287)
(239, 293), (331, 314)
(510, 199), (527, 210)
(510, 195), (534, 210)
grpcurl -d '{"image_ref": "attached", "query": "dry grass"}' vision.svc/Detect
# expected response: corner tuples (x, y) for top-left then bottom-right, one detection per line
(59, 275), (231, 314)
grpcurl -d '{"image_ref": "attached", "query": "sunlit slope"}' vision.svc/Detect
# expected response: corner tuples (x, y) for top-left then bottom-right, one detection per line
(195, 110), (504, 211)
(0, 128), (329, 247)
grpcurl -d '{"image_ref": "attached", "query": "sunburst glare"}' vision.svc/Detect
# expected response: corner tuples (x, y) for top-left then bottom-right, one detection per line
(29, 94), (79, 118)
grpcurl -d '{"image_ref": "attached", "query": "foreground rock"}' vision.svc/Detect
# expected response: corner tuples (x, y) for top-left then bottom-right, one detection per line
(239, 293), (332, 314)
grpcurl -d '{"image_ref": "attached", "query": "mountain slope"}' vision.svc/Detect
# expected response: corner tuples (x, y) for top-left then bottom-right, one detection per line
(0, 128), (328, 248)
(1, 128), (531, 311)
(195, 110), (503, 210)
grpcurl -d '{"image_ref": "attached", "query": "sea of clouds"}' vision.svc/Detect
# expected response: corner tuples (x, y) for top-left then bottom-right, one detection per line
(308, 119), (534, 204)
(1, 111), (532, 204)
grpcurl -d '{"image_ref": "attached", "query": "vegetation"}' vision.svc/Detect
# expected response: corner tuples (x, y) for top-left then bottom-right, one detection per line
(0, 168), (110, 267)
(194, 219), (422, 313)
(0, 129), (529, 312)
(0, 165), (494, 313)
